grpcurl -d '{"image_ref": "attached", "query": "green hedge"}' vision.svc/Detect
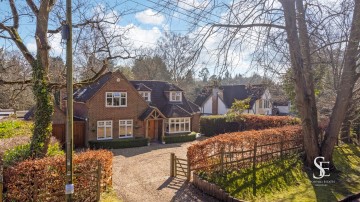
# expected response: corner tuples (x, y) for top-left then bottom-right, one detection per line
(200, 115), (300, 136)
(200, 115), (240, 136)
(89, 137), (148, 149)
(164, 133), (196, 144)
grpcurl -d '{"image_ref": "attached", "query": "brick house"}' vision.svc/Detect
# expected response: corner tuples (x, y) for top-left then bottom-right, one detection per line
(194, 84), (272, 115)
(58, 71), (200, 145)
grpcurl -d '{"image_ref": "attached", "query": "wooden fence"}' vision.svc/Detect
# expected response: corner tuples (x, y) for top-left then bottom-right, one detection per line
(170, 137), (303, 184)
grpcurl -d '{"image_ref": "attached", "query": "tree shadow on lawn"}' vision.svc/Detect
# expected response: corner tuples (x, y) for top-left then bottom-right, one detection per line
(306, 144), (360, 202)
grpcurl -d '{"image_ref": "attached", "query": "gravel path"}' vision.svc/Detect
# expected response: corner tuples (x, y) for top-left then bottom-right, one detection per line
(112, 139), (218, 202)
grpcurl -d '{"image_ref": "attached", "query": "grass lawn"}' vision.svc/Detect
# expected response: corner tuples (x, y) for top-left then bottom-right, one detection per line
(100, 188), (122, 202)
(0, 119), (33, 139)
(199, 144), (360, 202)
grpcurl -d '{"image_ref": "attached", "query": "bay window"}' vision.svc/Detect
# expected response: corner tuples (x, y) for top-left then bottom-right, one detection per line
(167, 117), (190, 133)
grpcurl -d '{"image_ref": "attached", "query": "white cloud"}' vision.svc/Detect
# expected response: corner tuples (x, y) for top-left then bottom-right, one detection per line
(26, 33), (64, 56)
(124, 24), (162, 49)
(135, 9), (165, 25)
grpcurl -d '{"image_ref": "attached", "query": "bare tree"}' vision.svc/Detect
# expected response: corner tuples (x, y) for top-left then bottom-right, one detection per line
(162, 0), (360, 167)
(0, 0), (134, 157)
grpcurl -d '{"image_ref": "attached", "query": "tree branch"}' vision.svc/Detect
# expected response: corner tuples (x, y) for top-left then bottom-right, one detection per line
(212, 23), (285, 30)
(26, 0), (39, 16)
(9, 0), (19, 29)
(0, 79), (32, 85)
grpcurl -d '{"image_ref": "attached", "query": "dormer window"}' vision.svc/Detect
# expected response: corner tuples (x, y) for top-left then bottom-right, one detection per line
(170, 91), (182, 102)
(139, 91), (151, 102)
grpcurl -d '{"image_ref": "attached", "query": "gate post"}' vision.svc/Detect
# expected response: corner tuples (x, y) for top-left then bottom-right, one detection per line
(187, 157), (191, 181)
(96, 161), (102, 202)
(170, 153), (175, 177)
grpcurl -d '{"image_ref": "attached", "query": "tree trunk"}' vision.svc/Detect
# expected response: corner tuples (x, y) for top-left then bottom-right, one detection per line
(340, 115), (352, 143)
(29, 2), (54, 157)
(321, 1), (360, 164)
(280, 0), (320, 167)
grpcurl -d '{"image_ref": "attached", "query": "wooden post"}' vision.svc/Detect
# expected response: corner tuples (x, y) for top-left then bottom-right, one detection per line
(170, 153), (175, 177)
(187, 156), (191, 181)
(96, 161), (102, 202)
(252, 142), (257, 196)
(174, 155), (177, 176)
(0, 182), (3, 202)
(280, 138), (284, 158)
(220, 148), (224, 173)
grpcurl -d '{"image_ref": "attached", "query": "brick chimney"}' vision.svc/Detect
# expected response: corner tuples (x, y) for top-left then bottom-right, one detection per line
(212, 87), (219, 115)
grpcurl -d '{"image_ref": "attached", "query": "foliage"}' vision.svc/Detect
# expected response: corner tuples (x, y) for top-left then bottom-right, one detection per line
(188, 126), (303, 171)
(226, 98), (251, 122)
(2, 141), (64, 167)
(0, 119), (33, 139)
(132, 55), (170, 81)
(3, 150), (113, 201)
(200, 115), (300, 136)
(164, 133), (196, 144)
(195, 143), (360, 201)
(89, 137), (148, 149)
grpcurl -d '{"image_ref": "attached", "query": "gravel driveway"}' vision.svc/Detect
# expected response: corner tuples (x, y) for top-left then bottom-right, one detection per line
(112, 139), (218, 202)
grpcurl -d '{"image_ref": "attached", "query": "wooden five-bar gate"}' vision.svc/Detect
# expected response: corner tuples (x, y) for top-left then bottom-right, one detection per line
(170, 153), (191, 181)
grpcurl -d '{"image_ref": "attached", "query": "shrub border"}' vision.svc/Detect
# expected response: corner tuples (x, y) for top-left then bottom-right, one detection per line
(164, 133), (196, 144)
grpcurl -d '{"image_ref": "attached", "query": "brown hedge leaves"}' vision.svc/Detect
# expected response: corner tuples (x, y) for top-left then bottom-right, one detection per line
(3, 150), (113, 201)
(188, 126), (303, 171)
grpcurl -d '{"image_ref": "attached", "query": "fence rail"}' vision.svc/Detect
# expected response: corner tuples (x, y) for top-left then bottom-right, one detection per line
(191, 137), (303, 196)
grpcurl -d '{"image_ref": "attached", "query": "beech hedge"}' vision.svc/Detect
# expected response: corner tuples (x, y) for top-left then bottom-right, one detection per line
(200, 115), (300, 136)
(188, 125), (303, 171)
(3, 150), (113, 201)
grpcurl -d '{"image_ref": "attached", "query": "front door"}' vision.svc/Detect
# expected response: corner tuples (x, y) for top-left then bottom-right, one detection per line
(148, 120), (163, 142)
(148, 120), (156, 141)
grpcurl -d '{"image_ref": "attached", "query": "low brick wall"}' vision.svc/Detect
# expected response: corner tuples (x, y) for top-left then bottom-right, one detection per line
(192, 173), (244, 202)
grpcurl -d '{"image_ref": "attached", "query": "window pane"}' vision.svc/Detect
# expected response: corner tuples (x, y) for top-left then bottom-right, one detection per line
(113, 97), (120, 106)
(185, 123), (190, 131)
(127, 126), (132, 136)
(121, 97), (126, 106)
(106, 121), (112, 125)
(121, 92), (126, 98)
(105, 127), (112, 138)
(107, 98), (112, 106)
(106, 93), (112, 98)
(97, 127), (104, 138)
(113, 92), (120, 97)
(119, 126), (126, 136)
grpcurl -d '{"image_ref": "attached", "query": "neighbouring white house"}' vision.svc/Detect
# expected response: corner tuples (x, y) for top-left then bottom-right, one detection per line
(194, 84), (272, 115)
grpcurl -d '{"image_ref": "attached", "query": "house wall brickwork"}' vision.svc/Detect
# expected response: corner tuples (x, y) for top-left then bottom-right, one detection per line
(85, 72), (149, 141)
(191, 112), (201, 133)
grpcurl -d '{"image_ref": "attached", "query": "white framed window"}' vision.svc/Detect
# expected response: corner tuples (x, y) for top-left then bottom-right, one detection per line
(106, 92), (127, 107)
(97, 120), (112, 140)
(264, 100), (270, 108)
(168, 117), (190, 133)
(119, 119), (133, 138)
(139, 91), (151, 102)
(259, 100), (263, 109)
(170, 91), (182, 102)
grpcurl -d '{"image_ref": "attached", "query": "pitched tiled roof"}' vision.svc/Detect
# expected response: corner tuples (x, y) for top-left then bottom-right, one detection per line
(129, 80), (199, 118)
(195, 84), (267, 108)
(73, 72), (112, 102)
(133, 83), (152, 91)
(64, 71), (199, 118)
(194, 87), (212, 106)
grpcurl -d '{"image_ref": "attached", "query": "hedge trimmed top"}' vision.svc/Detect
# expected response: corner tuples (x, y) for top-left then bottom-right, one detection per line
(200, 115), (300, 136)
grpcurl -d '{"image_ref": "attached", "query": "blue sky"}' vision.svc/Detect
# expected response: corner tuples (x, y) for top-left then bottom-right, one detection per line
(0, 0), (255, 77)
